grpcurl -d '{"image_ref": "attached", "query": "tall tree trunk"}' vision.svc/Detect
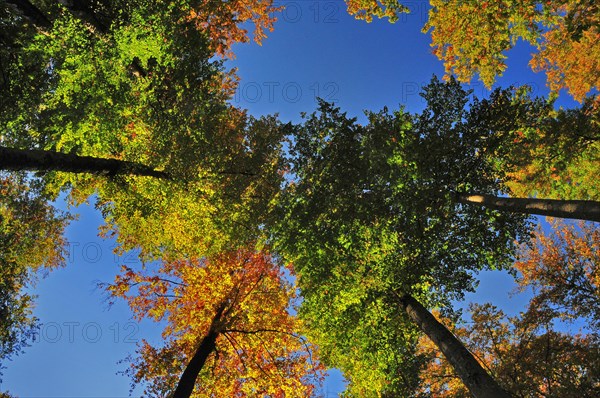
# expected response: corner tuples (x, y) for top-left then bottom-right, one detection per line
(5, 0), (51, 28)
(457, 193), (600, 223)
(5, 0), (146, 76)
(0, 146), (169, 179)
(58, 0), (109, 33)
(172, 304), (226, 398)
(397, 294), (512, 398)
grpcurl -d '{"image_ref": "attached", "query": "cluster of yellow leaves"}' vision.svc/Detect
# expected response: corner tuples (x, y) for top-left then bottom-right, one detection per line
(424, 0), (599, 100)
(109, 247), (324, 397)
(425, 0), (540, 88)
(345, 0), (409, 23)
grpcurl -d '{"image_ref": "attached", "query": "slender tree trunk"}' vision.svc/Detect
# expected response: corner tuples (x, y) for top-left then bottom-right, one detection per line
(457, 193), (600, 223)
(172, 304), (226, 398)
(5, 0), (51, 28)
(58, 0), (109, 33)
(0, 146), (169, 179)
(172, 330), (219, 398)
(397, 294), (512, 398)
(5, 0), (146, 76)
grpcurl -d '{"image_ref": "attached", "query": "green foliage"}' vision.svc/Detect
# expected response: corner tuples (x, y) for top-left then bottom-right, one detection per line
(0, 173), (71, 364)
(272, 77), (531, 395)
(1, 1), (287, 260)
(496, 95), (600, 200)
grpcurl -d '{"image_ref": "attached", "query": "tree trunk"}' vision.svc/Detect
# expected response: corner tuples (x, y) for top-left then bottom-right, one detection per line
(397, 294), (512, 398)
(58, 0), (109, 33)
(172, 330), (219, 398)
(0, 146), (169, 179)
(457, 193), (600, 223)
(172, 304), (226, 398)
(5, 1), (146, 76)
(5, 0), (51, 28)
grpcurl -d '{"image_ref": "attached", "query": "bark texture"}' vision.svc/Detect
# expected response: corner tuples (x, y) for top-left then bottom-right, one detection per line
(5, 0), (51, 28)
(398, 294), (512, 398)
(457, 193), (600, 223)
(0, 146), (169, 179)
(172, 304), (226, 398)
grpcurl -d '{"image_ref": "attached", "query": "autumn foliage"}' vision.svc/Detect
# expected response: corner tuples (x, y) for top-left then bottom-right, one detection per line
(344, 0), (599, 101)
(0, 173), (71, 361)
(107, 248), (324, 396)
(417, 304), (600, 397)
(185, 0), (280, 56)
(417, 220), (600, 396)
(516, 219), (600, 329)
(425, 0), (600, 101)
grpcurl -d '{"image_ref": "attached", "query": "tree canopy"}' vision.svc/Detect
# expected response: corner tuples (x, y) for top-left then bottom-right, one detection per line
(2, 1), (600, 396)
(107, 247), (324, 397)
(344, 0), (599, 102)
(0, 172), (71, 366)
(272, 77), (533, 395)
(1, 0), (287, 259)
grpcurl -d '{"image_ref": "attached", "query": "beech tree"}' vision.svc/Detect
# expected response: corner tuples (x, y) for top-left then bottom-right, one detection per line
(515, 219), (600, 330)
(271, 79), (528, 396)
(409, 79), (600, 221)
(1, 0), (288, 260)
(271, 77), (598, 396)
(0, 173), (71, 364)
(106, 248), (324, 397)
(418, 304), (600, 397)
(343, 0), (599, 102)
(1, 1), (291, 391)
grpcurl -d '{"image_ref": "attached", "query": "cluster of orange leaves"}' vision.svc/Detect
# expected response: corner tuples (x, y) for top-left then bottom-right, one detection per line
(417, 303), (600, 396)
(108, 247), (324, 397)
(185, 0), (281, 57)
(515, 219), (600, 324)
(425, 0), (599, 100)
(531, 22), (600, 102)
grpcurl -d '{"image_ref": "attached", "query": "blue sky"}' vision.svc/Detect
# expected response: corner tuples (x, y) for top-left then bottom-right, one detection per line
(2, 2), (578, 396)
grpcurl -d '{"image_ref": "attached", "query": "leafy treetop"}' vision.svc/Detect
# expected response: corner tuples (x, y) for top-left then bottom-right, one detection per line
(107, 248), (324, 397)
(272, 78), (531, 395)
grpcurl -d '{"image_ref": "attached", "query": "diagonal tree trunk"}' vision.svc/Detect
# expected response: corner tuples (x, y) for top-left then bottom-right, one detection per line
(5, 0), (146, 76)
(0, 146), (170, 179)
(5, 0), (51, 28)
(457, 193), (600, 223)
(397, 294), (512, 398)
(172, 303), (227, 398)
(58, 0), (109, 33)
